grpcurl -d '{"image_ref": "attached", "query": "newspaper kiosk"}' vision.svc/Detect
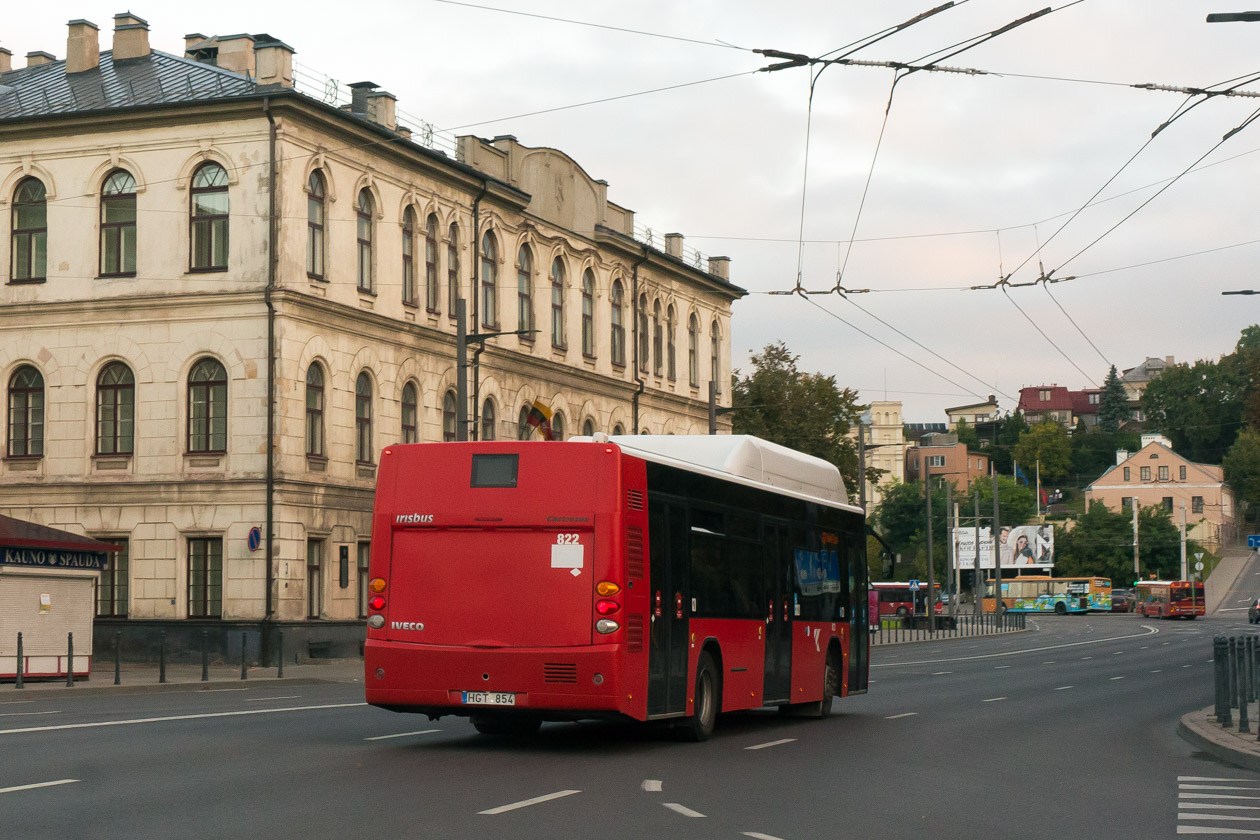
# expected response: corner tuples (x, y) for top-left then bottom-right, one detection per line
(0, 515), (117, 681)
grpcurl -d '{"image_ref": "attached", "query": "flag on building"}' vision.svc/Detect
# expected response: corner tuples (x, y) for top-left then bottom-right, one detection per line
(1013, 463), (1029, 485)
(524, 399), (554, 440)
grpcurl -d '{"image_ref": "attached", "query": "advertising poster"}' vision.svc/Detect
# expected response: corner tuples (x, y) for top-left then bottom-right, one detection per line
(953, 524), (1054, 570)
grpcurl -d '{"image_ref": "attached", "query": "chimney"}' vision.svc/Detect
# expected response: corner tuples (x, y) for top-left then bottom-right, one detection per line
(349, 81), (378, 116)
(184, 33), (207, 54)
(395, 126), (412, 142)
(215, 34), (255, 77)
(66, 19), (100, 74)
(1116, 449), (1129, 466)
(664, 233), (683, 258)
(1165, 355), (1175, 365)
(26, 51), (56, 67)
(252, 35), (294, 87)
(366, 90), (397, 130)
(0, 48), (11, 73)
(112, 13), (150, 61)
(708, 256), (731, 280)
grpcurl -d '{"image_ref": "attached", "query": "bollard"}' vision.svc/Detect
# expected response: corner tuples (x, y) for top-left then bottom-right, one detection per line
(201, 630), (209, 682)
(1230, 637), (1239, 718)
(277, 631), (284, 679)
(1216, 636), (1232, 727)
(1242, 639), (1252, 734)
(114, 630), (121, 686)
(66, 632), (74, 687)
(15, 632), (23, 690)
(241, 632), (248, 681)
(159, 630), (167, 684)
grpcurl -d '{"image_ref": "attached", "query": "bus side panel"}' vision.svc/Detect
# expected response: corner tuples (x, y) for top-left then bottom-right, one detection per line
(620, 456), (650, 722)
(789, 621), (831, 704)
(687, 619), (765, 713)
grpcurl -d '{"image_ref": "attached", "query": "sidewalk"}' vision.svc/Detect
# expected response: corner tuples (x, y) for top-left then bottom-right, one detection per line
(1207, 545), (1255, 614)
(0, 658), (364, 697)
(1180, 706), (1260, 773)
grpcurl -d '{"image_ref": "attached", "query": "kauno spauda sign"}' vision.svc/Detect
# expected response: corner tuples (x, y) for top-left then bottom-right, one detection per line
(2, 548), (108, 570)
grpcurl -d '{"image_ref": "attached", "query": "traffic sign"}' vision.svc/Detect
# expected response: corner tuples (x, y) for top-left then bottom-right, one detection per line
(1195, 561), (1204, 572)
(908, 579), (920, 591)
(247, 526), (262, 552)
(1250, 535), (1260, 549)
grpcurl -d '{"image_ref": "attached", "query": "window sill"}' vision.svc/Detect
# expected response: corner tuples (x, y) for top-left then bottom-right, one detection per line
(187, 266), (228, 274)
(403, 301), (420, 310)
(4, 456), (42, 472)
(356, 464), (377, 479)
(92, 455), (132, 471)
(97, 273), (137, 280)
(306, 455), (328, 472)
(7, 277), (46, 285)
(359, 297), (375, 310)
(185, 454), (224, 469)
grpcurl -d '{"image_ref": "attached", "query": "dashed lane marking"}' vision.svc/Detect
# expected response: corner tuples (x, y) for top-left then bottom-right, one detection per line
(642, 780), (663, 792)
(0, 711), (60, 718)
(663, 803), (705, 818)
(743, 833), (787, 840)
(0, 702), (366, 736)
(1055, 686), (1074, 691)
(872, 626), (1159, 667)
(364, 729), (441, 741)
(932, 671), (951, 675)
(243, 695), (301, 702)
(745, 738), (797, 750)
(0, 779), (78, 796)
(479, 790), (581, 815)
(982, 697), (1007, 702)
(885, 713), (918, 719)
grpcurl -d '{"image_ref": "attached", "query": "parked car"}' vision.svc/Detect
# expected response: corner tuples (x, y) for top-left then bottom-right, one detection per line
(1248, 598), (1260, 624)
(1111, 590), (1134, 613)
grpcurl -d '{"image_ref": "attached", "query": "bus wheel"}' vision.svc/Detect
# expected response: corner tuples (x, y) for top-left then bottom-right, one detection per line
(1054, 602), (1067, 616)
(680, 651), (720, 742)
(816, 651), (839, 720)
(896, 606), (909, 618)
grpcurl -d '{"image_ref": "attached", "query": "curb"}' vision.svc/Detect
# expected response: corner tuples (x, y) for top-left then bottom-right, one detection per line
(0, 675), (356, 699)
(1178, 711), (1260, 774)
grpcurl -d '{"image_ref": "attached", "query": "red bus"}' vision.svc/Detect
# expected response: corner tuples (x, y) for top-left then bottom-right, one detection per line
(871, 582), (943, 618)
(1135, 579), (1206, 619)
(364, 434), (870, 741)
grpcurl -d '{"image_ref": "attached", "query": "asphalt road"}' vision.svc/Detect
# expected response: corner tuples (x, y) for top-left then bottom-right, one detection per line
(2, 612), (1259, 839)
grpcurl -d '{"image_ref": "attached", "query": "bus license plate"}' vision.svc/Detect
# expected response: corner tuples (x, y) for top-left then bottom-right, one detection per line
(462, 691), (516, 706)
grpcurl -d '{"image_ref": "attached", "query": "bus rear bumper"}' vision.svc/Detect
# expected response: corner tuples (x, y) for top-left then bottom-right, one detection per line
(363, 639), (635, 720)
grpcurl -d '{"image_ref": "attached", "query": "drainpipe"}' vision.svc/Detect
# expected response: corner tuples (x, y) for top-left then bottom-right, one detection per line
(263, 98), (277, 624)
(470, 178), (489, 440)
(630, 245), (649, 433)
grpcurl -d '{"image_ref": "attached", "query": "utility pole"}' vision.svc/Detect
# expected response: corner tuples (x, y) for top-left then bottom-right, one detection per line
(925, 467), (936, 637)
(858, 420), (867, 510)
(992, 469), (1001, 615)
(973, 481), (982, 616)
(456, 297), (537, 442)
(1180, 504), (1188, 580)
(1132, 503), (1140, 582)
(946, 480), (955, 616)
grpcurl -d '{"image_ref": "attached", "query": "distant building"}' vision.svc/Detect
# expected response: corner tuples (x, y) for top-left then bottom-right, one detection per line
(1120, 356), (1174, 427)
(1017, 385), (1101, 430)
(904, 422), (948, 441)
(944, 396), (999, 426)
(857, 400), (906, 509)
(905, 433), (990, 487)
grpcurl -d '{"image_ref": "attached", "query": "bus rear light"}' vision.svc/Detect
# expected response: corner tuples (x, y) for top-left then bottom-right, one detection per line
(595, 600), (621, 616)
(596, 619), (620, 634)
(367, 614), (385, 629)
(596, 581), (621, 596)
(369, 595), (386, 611)
(369, 578), (387, 593)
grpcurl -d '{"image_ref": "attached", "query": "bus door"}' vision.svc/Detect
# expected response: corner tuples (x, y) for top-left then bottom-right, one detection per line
(846, 532), (868, 693)
(647, 500), (689, 716)
(762, 522), (794, 704)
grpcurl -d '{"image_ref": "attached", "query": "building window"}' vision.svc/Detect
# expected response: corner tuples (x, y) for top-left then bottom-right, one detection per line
(481, 398), (496, 441)
(610, 279), (625, 366)
(356, 372), (373, 464)
(581, 269), (595, 357)
(11, 177), (47, 282)
(1158, 465), (1169, 481)
(189, 163), (228, 271)
(688, 313), (699, 387)
(480, 231), (498, 328)
(652, 300), (663, 376)
(402, 207), (417, 306)
(582, 418), (595, 437)
(551, 257), (566, 348)
(307, 539), (324, 619)
(100, 170), (137, 277)
(927, 455), (946, 468)
(401, 382), (418, 444)
(1162, 496), (1173, 512)
(1180, 465), (1187, 481)
(356, 189), (374, 293)
(96, 538), (129, 617)
(710, 320), (721, 394)
(1192, 496), (1204, 514)
(306, 170), (325, 280)
(443, 390), (457, 442)
(357, 542), (371, 619)
(1123, 467), (1130, 481)
(1089, 393), (1099, 404)
(96, 362), (135, 455)
(667, 305), (677, 381)
(1121, 497), (1133, 510)
(637, 294), (649, 373)
(517, 245), (534, 335)
(425, 214), (439, 312)
(188, 358), (227, 453)
(447, 223), (460, 320)
(518, 405), (532, 440)
(552, 411), (565, 442)
(1039, 390), (1050, 401)
(305, 365), (324, 457)
(613, 423), (625, 436)
(187, 537), (222, 618)
(1140, 466), (1151, 481)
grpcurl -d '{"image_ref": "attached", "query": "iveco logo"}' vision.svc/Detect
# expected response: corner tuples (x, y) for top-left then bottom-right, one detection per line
(391, 621), (425, 631)
(395, 514), (434, 524)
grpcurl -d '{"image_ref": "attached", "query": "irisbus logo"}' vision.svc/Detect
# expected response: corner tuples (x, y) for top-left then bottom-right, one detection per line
(395, 514), (434, 524)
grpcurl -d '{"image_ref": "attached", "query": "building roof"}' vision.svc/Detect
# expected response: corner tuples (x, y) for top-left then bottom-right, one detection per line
(1121, 357), (1171, 384)
(1018, 386), (1074, 413)
(1086, 441), (1224, 490)
(1070, 389), (1102, 416)
(0, 514), (121, 553)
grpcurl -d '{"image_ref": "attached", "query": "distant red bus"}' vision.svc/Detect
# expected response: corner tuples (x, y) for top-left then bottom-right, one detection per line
(1135, 579), (1206, 619)
(871, 582), (943, 618)
(364, 435), (870, 740)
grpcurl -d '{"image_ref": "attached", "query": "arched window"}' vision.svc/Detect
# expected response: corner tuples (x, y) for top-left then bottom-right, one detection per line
(402, 207), (417, 306)
(551, 411), (565, 442)
(442, 390), (457, 442)
(401, 382), (418, 444)
(305, 364), (324, 457)
(355, 372), (373, 463)
(480, 231), (498, 329)
(96, 362), (135, 455)
(447, 223), (460, 321)
(11, 178), (46, 282)
(666, 304), (677, 381)
(652, 299), (663, 376)
(710, 319), (721, 395)
(637, 294), (649, 372)
(612, 423), (625, 436)
(356, 189), (374, 293)
(518, 405), (532, 440)
(190, 162), (228, 271)
(610, 280), (625, 367)
(481, 398), (496, 441)
(517, 245), (534, 335)
(306, 171), (326, 280)
(581, 269), (595, 357)
(7, 365), (44, 457)
(688, 313), (699, 388)
(100, 170), (137, 276)
(425, 214), (439, 312)
(188, 358), (227, 453)
(550, 257), (566, 348)
(582, 418), (595, 437)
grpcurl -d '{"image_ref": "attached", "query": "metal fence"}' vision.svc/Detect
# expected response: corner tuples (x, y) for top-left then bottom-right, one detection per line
(871, 612), (1027, 646)
(1213, 634), (1260, 735)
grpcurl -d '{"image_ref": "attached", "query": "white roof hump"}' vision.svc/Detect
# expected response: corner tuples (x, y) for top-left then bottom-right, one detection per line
(597, 434), (850, 508)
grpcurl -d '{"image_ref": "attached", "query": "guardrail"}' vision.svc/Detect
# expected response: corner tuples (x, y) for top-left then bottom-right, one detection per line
(1214, 634), (1260, 735)
(871, 612), (1026, 645)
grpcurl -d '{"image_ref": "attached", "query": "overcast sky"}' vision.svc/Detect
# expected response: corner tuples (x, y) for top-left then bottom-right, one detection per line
(10, 1), (1260, 420)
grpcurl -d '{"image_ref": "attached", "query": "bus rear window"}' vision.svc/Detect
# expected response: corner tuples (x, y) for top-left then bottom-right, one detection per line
(471, 454), (519, 488)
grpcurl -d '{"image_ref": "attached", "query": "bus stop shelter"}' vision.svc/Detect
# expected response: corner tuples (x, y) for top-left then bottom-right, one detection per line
(0, 515), (117, 681)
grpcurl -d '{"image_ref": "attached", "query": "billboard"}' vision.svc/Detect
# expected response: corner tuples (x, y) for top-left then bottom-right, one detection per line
(952, 524), (1054, 570)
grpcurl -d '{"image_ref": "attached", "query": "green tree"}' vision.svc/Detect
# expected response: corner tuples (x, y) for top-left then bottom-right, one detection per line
(1097, 364), (1128, 433)
(731, 342), (872, 495)
(1071, 430), (1140, 484)
(1224, 427), (1260, 527)
(1012, 420), (1072, 484)
(954, 418), (980, 449)
(1143, 356), (1246, 464)
(1053, 501), (1193, 583)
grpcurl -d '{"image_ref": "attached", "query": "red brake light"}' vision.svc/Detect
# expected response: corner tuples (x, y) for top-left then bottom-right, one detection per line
(369, 595), (386, 611)
(595, 599), (621, 616)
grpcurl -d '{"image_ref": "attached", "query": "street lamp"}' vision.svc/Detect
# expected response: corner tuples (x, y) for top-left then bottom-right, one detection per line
(1222, 290), (1260, 295)
(454, 298), (538, 441)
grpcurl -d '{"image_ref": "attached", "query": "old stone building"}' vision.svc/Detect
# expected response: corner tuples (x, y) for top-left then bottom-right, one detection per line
(0, 14), (743, 659)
